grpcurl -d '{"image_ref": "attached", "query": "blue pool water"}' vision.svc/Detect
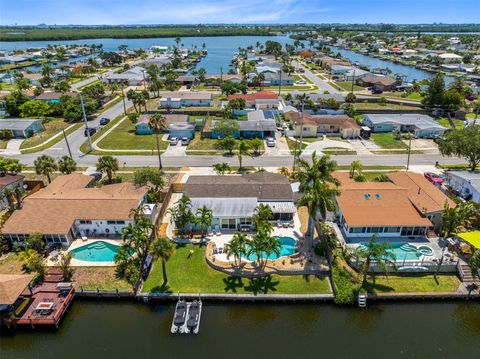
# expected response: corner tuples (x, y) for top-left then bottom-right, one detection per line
(359, 242), (434, 261)
(70, 241), (126, 262)
(242, 236), (296, 261)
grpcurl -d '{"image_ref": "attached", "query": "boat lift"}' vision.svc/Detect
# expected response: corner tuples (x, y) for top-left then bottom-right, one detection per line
(171, 298), (202, 334)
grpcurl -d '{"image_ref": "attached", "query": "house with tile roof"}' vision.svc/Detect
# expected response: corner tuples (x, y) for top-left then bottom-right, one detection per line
(2, 174), (151, 247)
(228, 90), (280, 110)
(288, 112), (361, 139)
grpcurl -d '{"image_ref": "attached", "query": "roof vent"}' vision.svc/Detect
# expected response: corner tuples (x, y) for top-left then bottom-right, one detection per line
(364, 193), (371, 200)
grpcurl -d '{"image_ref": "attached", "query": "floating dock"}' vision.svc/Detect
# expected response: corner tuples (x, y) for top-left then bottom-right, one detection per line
(171, 299), (202, 334)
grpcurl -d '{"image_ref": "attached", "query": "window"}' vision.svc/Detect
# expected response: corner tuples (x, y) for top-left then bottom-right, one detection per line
(351, 227), (363, 233)
(116, 220), (125, 225)
(107, 220), (116, 225)
(386, 227), (399, 233)
(79, 220), (92, 224)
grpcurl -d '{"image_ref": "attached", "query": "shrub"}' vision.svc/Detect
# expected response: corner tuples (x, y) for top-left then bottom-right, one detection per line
(332, 265), (357, 305)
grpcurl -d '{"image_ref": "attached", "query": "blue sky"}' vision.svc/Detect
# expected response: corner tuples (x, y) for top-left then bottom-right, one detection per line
(1, 0), (479, 25)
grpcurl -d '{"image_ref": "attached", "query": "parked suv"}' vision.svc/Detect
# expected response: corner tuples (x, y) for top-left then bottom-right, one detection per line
(181, 137), (190, 146)
(169, 137), (179, 146)
(99, 117), (110, 126)
(84, 127), (96, 137)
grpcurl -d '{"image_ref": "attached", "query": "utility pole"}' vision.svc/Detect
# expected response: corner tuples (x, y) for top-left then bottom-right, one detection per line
(62, 129), (73, 159)
(278, 70), (282, 95)
(220, 66), (223, 84)
(292, 98), (305, 176)
(351, 69), (356, 93)
(406, 134), (412, 171)
(80, 93), (93, 152)
(121, 83), (127, 115)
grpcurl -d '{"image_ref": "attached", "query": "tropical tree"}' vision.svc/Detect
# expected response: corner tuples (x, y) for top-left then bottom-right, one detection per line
(252, 204), (274, 231)
(24, 232), (45, 252)
(470, 250), (480, 279)
(149, 113), (166, 170)
(354, 234), (396, 287)
(168, 195), (194, 236)
(438, 125), (480, 171)
(58, 156), (77, 174)
(212, 162), (231, 175)
(237, 139), (252, 170)
(1, 188), (15, 211)
(225, 232), (248, 266)
(59, 252), (74, 281)
(96, 155), (119, 183)
(249, 138), (263, 156)
(278, 166), (290, 178)
(349, 160), (363, 179)
(216, 136), (236, 155)
(247, 231), (267, 267)
(34, 154), (57, 183)
(195, 205), (213, 237)
(133, 167), (164, 202)
(262, 235), (281, 266)
(150, 236), (175, 285)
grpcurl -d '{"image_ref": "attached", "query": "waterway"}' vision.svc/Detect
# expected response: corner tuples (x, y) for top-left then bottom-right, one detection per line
(1, 300), (479, 359)
(0, 35), (296, 75)
(329, 46), (454, 84)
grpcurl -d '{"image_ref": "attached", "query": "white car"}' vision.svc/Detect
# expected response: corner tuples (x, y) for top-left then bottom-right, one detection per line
(181, 137), (190, 146)
(169, 137), (179, 146)
(266, 137), (275, 147)
(297, 80), (306, 85)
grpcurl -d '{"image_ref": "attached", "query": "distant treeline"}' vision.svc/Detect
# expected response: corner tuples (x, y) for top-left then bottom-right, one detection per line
(0, 25), (313, 42)
(312, 23), (480, 34)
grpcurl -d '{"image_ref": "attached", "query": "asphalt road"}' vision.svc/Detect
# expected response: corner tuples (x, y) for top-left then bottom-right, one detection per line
(294, 61), (342, 94)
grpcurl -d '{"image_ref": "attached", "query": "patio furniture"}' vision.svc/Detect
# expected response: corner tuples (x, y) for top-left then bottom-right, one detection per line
(282, 222), (289, 229)
(277, 221), (282, 228)
(34, 302), (54, 313)
(80, 231), (88, 241)
(288, 221), (294, 228)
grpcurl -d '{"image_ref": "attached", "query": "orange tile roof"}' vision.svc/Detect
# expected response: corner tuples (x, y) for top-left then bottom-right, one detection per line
(2, 174), (147, 235)
(335, 172), (432, 227)
(228, 90), (278, 101)
(387, 172), (456, 213)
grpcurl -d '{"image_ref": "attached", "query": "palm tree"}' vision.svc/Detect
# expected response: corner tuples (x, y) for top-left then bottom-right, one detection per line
(349, 160), (363, 179)
(168, 195), (194, 236)
(58, 156), (77, 174)
(13, 184), (25, 209)
(263, 235), (281, 267)
(247, 232), (267, 268)
(212, 162), (231, 175)
(148, 114), (166, 170)
(41, 64), (54, 80)
(150, 236), (175, 285)
(252, 204), (274, 230)
(195, 205), (213, 237)
(34, 154), (57, 183)
(296, 152), (340, 188)
(278, 166), (290, 178)
(354, 234), (397, 287)
(237, 139), (251, 170)
(225, 232), (248, 266)
(96, 155), (119, 183)
(1, 188), (15, 211)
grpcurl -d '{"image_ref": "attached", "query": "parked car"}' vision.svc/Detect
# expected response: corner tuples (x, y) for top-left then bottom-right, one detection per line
(265, 137), (275, 147)
(371, 88), (383, 94)
(181, 137), (190, 146)
(170, 137), (179, 146)
(424, 172), (444, 185)
(297, 80), (306, 85)
(99, 117), (110, 126)
(84, 127), (96, 137)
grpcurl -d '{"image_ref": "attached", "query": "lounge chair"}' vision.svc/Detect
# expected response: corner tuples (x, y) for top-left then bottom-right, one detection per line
(80, 231), (88, 241)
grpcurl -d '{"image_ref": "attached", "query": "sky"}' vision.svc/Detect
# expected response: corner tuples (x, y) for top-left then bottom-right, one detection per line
(1, 0), (479, 25)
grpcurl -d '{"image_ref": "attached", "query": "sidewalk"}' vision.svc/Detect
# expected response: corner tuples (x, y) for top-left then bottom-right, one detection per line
(2, 139), (24, 155)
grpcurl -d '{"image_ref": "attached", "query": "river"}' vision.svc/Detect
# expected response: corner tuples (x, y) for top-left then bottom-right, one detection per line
(1, 300), (479, 359)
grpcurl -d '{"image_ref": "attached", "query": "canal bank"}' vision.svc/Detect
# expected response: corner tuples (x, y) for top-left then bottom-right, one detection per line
(1, 300), (479, 359)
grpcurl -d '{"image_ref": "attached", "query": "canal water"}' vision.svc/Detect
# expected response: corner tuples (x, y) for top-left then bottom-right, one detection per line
(1, 35), (448, 82)
(1, 300), (479, 359)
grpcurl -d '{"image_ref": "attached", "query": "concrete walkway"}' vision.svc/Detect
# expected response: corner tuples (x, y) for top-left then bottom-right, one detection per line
(303, 138), (354, 155)
(2, 139), (24, 155)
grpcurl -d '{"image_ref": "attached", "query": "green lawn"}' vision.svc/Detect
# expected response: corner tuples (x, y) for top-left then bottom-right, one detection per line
(96, 118), (169, 151)
(437, 117), (465, 129)
(322, 147), (357, 155)
(0, 139), (8, 149)
(335, 81), (364, 92)
(354, 102), (422, 111)
(363, 274), (461, 294)
(143, 244), (331, 295)
(387, 91), (423, 101)
(371, 133), (408, 149)
(20, 118), (76, 149)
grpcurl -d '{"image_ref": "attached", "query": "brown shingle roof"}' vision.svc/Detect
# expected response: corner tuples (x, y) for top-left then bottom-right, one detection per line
(2, 174), (148, 235)
(36, 91), (79, 100)
(0, 274), (34, 305)
(184, 172), (293, 201)
(387, 172), (456, 213)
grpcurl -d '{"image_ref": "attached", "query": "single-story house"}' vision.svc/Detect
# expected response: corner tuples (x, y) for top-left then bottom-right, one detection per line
(2, 174), (151, 246)
(205, 74), (243, 85)
(343, 68), (371, 82)
(261, 71), (294, 86)
(289, 112), (361, 139)
(228, 90), (279, 110)
(184, 172), (295, 231)
(160, 92), (213, 108)
(135, 114), (191, 135)
(438, 53), (462, 64)
(387, 172), (455, 231)
(362, 113), (447, 138)
(445, 171), (480, 203)
(0, 56), (29, 64)
(0, 118), (44, 138)
(21, 73), (42, 86)
(210, 110), (276, 139)
(104, 66), (146, 86)
(334, 173), (433, 240)
(177, 76), (198, 87)
(0, 174), (25, 210)
(357, 75), (398, 91)
(35, 91), (78, 103)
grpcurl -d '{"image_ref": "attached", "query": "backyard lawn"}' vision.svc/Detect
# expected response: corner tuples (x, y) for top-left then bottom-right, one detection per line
(437, 117), (465, 129)
(142, 244), (331, 295)
(363, 274), (461, 294)
(371, 133), (408, 149)
(72, 267), (132, 291)
(96, 117), (169, 151)
(335, 81), (364, 92)
(0, 253), (24, 274)
(20, 118), (74, 149)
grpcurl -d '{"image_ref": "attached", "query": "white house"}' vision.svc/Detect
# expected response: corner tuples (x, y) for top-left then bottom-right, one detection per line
(439, 53), (462, 64)
(159, 91), (213, 108)
(363, 113), (447, 138)
(446, 171), (480, 203)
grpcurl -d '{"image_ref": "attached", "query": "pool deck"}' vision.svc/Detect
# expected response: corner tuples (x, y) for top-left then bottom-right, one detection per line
(46, 238), (124, 267)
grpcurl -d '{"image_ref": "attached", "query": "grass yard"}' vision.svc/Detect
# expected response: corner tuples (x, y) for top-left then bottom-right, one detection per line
(335, 81), (364, 92)
(371, 133), (408, 149)
(387, 91), (423, 101)
(20, 118), (72, 149)
(143, 244), (331, 295)
(72, 267), (132, 291)
(187, 133), (223, 152)
(322, 147), (357, 155)
(354, 102), (422, 111)
(0, 253), (24, 274)
(363, 274), (461, 294)
(437, 117), (465, 129)
(0, 139), (8, 149)
(96, 117), (169, 151)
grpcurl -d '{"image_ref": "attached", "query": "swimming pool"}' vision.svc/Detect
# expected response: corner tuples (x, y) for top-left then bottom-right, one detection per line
(69, 241), (127, 262)
(242, 236), (296, 261)
(358, 242), (434, 261)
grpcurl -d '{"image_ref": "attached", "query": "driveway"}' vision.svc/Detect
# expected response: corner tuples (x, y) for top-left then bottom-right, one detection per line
(303, 138), (354, 155)
(2, 139), (24, 155)
(403, 139), (440, 154)
(263, 135), (291, 156)
(164, 143), (187, 156)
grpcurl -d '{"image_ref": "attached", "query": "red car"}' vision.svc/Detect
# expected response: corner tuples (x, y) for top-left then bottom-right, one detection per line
(424, 172), (444, 185)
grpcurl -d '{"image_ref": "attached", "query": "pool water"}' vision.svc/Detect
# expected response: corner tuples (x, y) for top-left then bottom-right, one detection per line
(69, 241), (126, 262)
(359, 242), (434, 261)
(242, 236), (296, 261)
